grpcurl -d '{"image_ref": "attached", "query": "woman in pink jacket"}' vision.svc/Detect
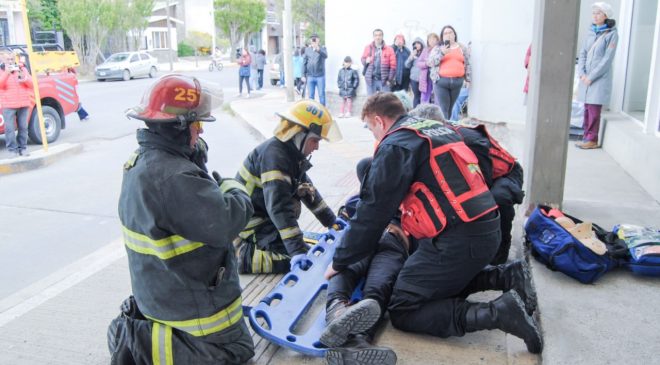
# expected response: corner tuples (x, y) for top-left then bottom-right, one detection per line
(0, 61), (34, 157)
(417, 33), (439, 104)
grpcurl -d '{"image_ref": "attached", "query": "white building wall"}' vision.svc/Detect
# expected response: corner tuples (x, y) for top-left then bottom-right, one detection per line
(468, 0), (534, 125)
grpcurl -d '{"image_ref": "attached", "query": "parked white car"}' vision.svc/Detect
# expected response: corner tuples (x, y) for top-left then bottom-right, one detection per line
(95, 52), (158, 82)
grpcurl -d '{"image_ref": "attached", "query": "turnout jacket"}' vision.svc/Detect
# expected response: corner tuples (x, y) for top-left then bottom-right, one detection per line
(237, 137), (336, 256)
(332, 116), (497, 271)
(118, 129), (253, 337)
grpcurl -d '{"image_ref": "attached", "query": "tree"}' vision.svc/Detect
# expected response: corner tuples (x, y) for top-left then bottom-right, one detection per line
(292, 0), (324, 42)
(275, 0), (325, 43)
(27, 0), (62, 30)
(214, 0), (266, 60)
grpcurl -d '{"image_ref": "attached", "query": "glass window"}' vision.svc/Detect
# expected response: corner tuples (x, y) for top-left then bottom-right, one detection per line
(140, 54), (149, 60)
(152, 31), (168, 49)
(623, 0), (658, 122)
(130, 54), (139, 62)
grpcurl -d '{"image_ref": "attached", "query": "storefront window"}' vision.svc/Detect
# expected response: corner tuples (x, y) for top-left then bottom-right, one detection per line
(623, 0), (658, 122)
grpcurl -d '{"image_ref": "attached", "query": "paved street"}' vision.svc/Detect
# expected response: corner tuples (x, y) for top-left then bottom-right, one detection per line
(0, 66), (269, 302)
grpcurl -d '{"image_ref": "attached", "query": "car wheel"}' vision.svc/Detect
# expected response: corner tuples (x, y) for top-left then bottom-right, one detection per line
(97, 78), (106, 82)
(149, 66), (157, 78)
(28, 105), (61, 144)
(122, 69), (131, 81)
(271, 79), (278, 86)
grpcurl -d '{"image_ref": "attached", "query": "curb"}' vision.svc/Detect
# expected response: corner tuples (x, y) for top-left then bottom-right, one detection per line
(0, 143), (84, 176)
(227, 101), (268, 143)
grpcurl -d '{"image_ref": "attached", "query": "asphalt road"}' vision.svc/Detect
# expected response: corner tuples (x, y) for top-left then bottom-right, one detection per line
(0, 67), (271, 300)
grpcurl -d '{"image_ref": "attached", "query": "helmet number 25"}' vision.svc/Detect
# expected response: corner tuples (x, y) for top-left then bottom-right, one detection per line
(174, 87), (199, 102)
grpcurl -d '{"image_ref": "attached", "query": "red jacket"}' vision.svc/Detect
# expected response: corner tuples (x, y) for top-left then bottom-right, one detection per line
(0, 66), (34, 109)
(361, 43), (396, 83)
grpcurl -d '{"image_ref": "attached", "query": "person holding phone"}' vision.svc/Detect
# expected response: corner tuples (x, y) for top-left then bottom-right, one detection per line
(0, 60), (34, 158)
(427, 25), (472, 119)
(302, 34), (328, 105)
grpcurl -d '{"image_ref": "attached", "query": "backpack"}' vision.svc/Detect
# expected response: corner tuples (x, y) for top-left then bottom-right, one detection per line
(611, 224), (660, 277)
(524, 205), (621, 284)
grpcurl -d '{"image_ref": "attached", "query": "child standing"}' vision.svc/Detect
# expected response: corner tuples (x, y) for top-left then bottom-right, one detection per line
(337, 56), (359, 118)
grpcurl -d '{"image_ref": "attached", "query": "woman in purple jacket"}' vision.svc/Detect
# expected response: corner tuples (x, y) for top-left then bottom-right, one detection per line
(417, 33), (439, 104)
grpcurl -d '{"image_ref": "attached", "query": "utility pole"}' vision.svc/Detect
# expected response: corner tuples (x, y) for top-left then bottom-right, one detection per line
(283, 0), (294, 101)
(166, 0), (173, 71)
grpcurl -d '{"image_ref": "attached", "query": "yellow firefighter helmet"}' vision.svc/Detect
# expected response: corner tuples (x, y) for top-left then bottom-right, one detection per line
(274, 100), (342, 142)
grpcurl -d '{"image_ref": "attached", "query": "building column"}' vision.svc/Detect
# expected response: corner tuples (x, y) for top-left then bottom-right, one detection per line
(523, 0), (581, 210)
(644, 4), (660, 135)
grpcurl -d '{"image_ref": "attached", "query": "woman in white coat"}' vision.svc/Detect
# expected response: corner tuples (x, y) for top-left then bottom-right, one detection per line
(576, 2), (618, 149)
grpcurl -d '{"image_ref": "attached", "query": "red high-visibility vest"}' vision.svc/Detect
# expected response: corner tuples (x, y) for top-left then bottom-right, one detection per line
(379, 117), (498, 239)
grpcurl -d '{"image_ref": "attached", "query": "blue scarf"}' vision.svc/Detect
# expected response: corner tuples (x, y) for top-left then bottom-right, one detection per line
(592, 23), (608, 34)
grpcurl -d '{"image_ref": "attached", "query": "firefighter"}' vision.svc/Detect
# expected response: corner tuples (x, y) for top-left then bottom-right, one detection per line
(108, 75), (255, 364)
(327, 93), (542, 355)
(409, 103), (526, 265)
(235, 99), (343, 274)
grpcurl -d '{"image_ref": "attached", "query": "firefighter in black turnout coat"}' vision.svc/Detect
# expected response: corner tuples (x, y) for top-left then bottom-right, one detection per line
(235, 99), (343, 274)
(108, 75), (255, 364)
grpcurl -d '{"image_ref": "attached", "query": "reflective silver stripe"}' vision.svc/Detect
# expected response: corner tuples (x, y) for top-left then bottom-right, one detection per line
(122, 227), (203, 260)
(279, 226), (302, 240)
(261, 170), (292, 184)
(54, 77), (75, 91)
(55, 85), (75, 97)
(146, 296), (243, 337)
(57, 93), (75, 106)
(220, 179), (248, 194)
(310, 199), (329, 215)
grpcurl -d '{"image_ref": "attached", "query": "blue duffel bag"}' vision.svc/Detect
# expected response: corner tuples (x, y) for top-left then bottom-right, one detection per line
(524, 205), (619, 284)
(612, 224), (660, 277)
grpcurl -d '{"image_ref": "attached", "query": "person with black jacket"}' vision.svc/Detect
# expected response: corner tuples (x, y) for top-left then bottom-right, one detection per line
(235, 99), (343, 274)
(326, 93), (542, 355)
(409, 103), (525, 265)
(108, 75), (255, 364)
(337, 56), (359, 118)
(303, 34), (328, 105)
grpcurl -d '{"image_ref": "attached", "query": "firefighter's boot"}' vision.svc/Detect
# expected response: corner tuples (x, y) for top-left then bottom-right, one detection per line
(325, 333), (397, 365)
(468, 260), (537, 315)
(465, 291), (543, 354)
(320, 298), (381, 348)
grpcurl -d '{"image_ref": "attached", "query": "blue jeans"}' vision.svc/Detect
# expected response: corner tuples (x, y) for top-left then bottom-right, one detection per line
(307, 75), (326, 106)
(367, 79), (390, 96)
(450, 87), (469, 121)
(3, 107), (29, 152)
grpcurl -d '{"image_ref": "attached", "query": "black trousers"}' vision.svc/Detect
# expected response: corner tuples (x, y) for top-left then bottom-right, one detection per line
(410, 80), (421, 107)
(491, 204), (515, 265)
(388, 213), (500, 338)
(327, 230), (408, 315)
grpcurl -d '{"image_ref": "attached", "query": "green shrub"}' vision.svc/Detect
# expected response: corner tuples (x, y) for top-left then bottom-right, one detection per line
(178, 42), (195, 57)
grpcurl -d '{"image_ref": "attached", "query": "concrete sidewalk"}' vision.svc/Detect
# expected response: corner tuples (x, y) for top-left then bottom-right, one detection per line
(0, 87), (658, 365)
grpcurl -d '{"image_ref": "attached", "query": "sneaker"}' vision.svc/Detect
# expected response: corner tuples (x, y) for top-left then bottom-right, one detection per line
(8, 151), (20, 159)
(19, 150), (30, 157)
(345, 113), (352, 118)
(245, 94), (250, 99)
(320, 298), (381, 348)
(325, 334), (397, 365)
(576, 141), (599, 149)
(81, 117), (90, 122)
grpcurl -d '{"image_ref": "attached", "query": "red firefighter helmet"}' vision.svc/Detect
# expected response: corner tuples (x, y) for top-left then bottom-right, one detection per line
(126, 74), (219, 123)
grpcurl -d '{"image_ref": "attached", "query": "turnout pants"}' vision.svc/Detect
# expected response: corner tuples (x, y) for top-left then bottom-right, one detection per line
(388, 213), (500, 338)
(108, 310), (254, 365)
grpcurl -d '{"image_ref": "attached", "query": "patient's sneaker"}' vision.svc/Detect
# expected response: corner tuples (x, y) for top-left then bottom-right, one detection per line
(320, 298), (381, 348)
(326, 334), (397, 365)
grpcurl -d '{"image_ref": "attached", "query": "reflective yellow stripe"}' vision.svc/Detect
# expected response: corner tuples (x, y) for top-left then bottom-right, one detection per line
(238, 165), (262, 195)
(146, 296), (243, 337)
(246, 216), (266, 229)
(310, 199), (329, 215)
(220, 179), (248, 194)
(261, 170), (292, 184)
(279, 226), (302, 240)
(123, 227), (204, 260)
(239, 229), (255, 240)
(151, 323), (173, 365)
(252, 249), (262, 273)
